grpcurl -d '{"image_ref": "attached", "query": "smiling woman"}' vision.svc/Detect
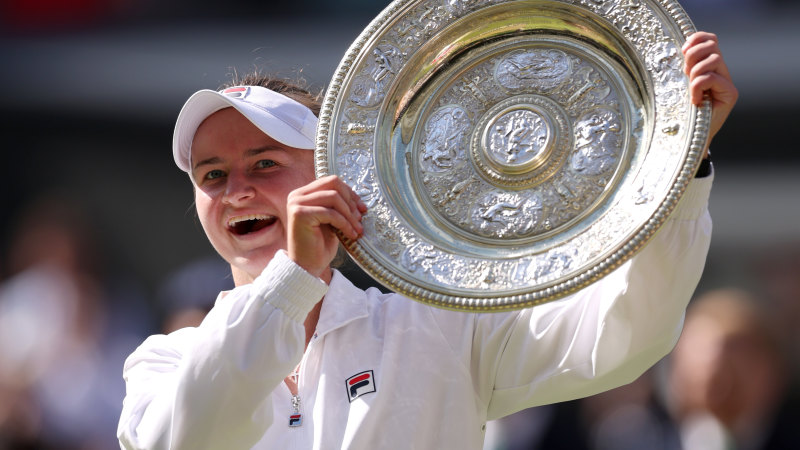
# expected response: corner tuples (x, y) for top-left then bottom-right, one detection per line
(188, 101), (326, 286)
(117, 27), (736, 447)
(168, 74), (367, 289)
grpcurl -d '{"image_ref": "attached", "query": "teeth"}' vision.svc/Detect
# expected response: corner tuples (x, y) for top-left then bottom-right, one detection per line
(227, 214), (272, 227)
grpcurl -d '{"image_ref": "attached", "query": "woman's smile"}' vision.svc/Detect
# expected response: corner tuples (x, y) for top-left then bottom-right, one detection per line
(227, 213), (278, 236)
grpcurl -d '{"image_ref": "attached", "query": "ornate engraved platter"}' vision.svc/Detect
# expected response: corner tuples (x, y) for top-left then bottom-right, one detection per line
(316, 0), (711, 311)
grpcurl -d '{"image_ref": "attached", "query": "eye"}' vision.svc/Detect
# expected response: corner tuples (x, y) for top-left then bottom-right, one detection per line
(204, 169), (225, 180)
(255, 159), (277, 169)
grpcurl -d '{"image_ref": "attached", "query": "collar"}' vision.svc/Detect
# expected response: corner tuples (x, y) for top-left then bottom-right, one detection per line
(314, 269), (370, 339)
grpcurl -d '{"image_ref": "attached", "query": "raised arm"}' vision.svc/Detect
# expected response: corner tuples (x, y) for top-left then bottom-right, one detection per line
(474, 30), (735, 418)
(478, 175), (712, 419)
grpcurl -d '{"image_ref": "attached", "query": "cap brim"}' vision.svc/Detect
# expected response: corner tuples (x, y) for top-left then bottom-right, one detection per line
(172, 89), (316, 173)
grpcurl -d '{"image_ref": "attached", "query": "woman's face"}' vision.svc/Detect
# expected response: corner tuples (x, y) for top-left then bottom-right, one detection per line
(190, 107), (316, 284)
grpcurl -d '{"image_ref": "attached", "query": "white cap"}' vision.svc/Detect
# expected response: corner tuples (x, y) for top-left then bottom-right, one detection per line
(172, 85), (318, 173)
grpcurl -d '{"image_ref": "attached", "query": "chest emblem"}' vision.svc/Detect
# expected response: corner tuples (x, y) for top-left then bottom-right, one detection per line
(346, 370), (376, 402)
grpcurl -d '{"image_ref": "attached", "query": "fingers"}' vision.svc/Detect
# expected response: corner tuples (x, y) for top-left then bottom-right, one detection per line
(683, 33), (731, 96)
(286, 175), (366, 278)
(288, 175), (365, 240)
(687, 51), (725, 86)
(689, 72), (738, 109)
(682, 31), (739, 148)
(682, 31), (718, 57)
(290, 190), (363, 240)
(682, 31), (737, 100)
(319, 175), (367, 236)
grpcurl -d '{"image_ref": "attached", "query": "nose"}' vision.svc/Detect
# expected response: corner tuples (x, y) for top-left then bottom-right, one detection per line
(222, 172), (256, 205)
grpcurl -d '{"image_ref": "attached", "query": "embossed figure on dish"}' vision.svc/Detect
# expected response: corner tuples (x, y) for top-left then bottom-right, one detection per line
(341, 150), (381, 208)
(471, 191), (544, 238)
(420, 105), (471, 172)
(495, 48), (572, 91)
(350, 44), (403, 108)
(485, 108), (551, 168)
(401, 240), (438, 274)
(648, 41), (686, 109)
(570, 107), (623, 176)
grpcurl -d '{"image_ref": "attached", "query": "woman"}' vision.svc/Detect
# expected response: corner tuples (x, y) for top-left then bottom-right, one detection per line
(118, 32), (737, 449)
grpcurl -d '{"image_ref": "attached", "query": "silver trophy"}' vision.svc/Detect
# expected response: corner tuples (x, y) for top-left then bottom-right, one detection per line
(316, 0), (711, 311)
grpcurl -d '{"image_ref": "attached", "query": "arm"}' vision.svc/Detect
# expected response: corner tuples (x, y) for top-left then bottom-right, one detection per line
(479, 176), (713, 419)
(117, 252), (327, 450)
(477, 30), (736, 419)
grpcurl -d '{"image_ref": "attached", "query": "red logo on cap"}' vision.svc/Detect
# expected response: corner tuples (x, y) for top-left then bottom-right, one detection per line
(221, 87), (248, 98)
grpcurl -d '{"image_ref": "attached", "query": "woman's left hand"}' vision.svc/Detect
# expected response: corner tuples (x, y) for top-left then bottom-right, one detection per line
(683, 31), (739, 156)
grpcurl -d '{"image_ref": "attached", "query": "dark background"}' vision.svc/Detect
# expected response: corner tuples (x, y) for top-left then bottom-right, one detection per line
(0, 1), (798, 448)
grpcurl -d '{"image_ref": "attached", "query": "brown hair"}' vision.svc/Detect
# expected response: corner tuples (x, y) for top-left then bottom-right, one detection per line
(220, 71), (323, 116)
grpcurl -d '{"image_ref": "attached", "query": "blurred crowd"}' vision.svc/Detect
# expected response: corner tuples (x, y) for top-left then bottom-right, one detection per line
(485, 249), (800, 450)
(2, 0), (799, 449)
(0, 194), (231, 449)
(2, 198), (799, 450)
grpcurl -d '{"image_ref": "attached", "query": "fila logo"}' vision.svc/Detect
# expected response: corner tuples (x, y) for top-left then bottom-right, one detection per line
(288, 414), (302, 427)
(221, 86), (248, 98)
(346, 370), (376, 402)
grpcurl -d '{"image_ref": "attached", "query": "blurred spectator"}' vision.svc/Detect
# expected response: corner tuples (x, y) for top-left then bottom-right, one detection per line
(665, 288), (800, 450)
(485, 367), (681, 450)
(580, 369), (681, 450)
(484, 401), (590, 450)
(155, 256), (233, 333)
(754, 243), (800, 387)
(487, 286), (800, 450)
(0, 193), (153, 449)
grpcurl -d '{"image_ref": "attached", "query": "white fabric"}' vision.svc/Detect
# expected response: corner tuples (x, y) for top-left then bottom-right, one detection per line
(118, 176), (713, 450)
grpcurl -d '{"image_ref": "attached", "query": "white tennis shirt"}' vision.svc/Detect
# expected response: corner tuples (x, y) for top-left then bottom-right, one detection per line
(118, 176), (712, 450)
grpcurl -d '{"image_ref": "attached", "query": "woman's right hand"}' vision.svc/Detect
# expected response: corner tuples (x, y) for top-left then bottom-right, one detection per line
(286, 175), (366, 281)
